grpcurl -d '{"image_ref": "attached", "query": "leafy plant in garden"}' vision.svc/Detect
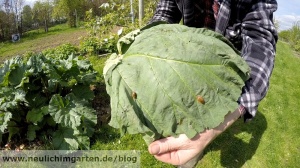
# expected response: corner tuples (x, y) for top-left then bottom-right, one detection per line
(0, 54), (97, 150)
(80, 34), (121, 55)
(80, 36), (102, 55)
(84, 1), (133, 38)
(43, 43), (79, 59)
(80, 0), (157, 56)
(104, 24), (250, 144)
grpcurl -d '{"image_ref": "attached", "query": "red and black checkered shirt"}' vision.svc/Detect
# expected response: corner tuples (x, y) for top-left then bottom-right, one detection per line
(194, 0), (219, 30)
(149, 0), (278, 121)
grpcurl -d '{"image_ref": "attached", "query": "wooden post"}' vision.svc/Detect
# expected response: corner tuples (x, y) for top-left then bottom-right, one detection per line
(130, 0), (134, 23)
(139, 0), (144, 27)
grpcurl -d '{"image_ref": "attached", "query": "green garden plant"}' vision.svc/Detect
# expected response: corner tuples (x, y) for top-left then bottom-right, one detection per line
(80, 0), (157, 56)
(0, 54), (97, 150)
(43, 43), (79, 59)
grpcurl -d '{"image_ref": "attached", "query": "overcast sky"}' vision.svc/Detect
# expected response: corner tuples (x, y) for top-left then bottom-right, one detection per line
(23, 0), (299, 31)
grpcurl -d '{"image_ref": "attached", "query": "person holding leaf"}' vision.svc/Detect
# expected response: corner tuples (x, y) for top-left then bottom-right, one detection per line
(147, 0), (278, 166)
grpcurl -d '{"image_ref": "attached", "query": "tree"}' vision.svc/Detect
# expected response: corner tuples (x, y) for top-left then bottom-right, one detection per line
(83, 0), (107, 16)
(12, 0), (25, 34)
(273, 17), (280, 32)
(22, 5), (33, 31)
(32, 0), (53, 32)
(0, 0), (27, 40)
(0, 10), (6, 40)
(0, 0), (17, 40)
(53, 0), (84, 27)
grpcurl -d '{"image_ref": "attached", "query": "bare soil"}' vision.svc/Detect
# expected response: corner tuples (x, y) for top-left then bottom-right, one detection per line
(29, 30), (88, 53)
(0, 29), (88, 63)
(92, 83), (111, 127)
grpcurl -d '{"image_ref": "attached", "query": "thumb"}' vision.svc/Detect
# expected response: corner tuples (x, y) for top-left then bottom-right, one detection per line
(148, 134), (189, 155)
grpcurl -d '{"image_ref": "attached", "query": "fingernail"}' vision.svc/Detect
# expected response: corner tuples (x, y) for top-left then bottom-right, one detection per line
(150, 144), (160, 155)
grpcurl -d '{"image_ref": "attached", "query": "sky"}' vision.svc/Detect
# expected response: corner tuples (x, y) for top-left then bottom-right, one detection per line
(275, 0), (300, 31)
(24, 0), (36, 6)
(23, 0), (300, 31)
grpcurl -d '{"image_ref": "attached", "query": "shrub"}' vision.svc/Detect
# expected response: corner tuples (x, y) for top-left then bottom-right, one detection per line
(80, 0), (157, 56)
(43, 43), (79, 60)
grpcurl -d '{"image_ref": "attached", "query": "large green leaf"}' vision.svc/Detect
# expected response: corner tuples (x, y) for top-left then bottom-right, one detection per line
(26, 107), (48, 124)
(25, 92), (48, 108)
(0, 111), (12, 143)
(8, 58), (26, 86)
(0, 56), (25, 86)
(72, 84), (94, 101)
(0, 59), (11, 86)
(79, 107), (97, 137)
(13, 89), (27, 103)
(53, 126), (79, 150)
(26, 54), (45, 75)
(104, 24), (250, 144)
(49, 94), (96, 129)
(27, 124), (40, 141)
(78, 72), (97, 85)
(52, 126), (91, 150)
(75, 57), (93, 70)
(49, 94), (82, 129)
(0, 112), (12, 132)
(0, 87), (16, 111)
(75, 135), (90, 150)
(0, 88), (27, 112)
(7, 121), (20, 141)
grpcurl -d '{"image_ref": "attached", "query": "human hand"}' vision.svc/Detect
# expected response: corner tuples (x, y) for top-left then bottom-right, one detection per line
(148, 129), (216, 166)
(148, 108), (243, 166)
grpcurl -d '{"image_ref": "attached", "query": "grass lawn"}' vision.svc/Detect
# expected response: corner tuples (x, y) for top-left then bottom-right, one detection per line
(196, 41), (300, 167)
(0, 24), (299, 167)
(0, 24), (87, 62)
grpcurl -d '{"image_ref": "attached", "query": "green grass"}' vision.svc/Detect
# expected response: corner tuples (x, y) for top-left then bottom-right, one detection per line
(0, 24), (87, 62)
(90, 41), (300, 168)
(193, 41), (300, 168)
(88, 55), (110, 82)
(91, 125), (174, 168)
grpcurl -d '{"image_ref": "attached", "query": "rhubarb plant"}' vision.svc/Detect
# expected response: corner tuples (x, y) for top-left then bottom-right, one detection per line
(0, 54), (97, 149)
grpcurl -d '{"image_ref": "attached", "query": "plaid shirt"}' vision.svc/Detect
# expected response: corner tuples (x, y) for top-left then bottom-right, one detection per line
(194, 0), (216, 29)
(150, 0), (278, 121)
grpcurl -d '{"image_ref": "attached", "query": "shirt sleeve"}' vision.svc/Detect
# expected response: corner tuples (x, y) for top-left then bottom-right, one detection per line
(238, 0), (278, 121)
(149, 0), (182, 24)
